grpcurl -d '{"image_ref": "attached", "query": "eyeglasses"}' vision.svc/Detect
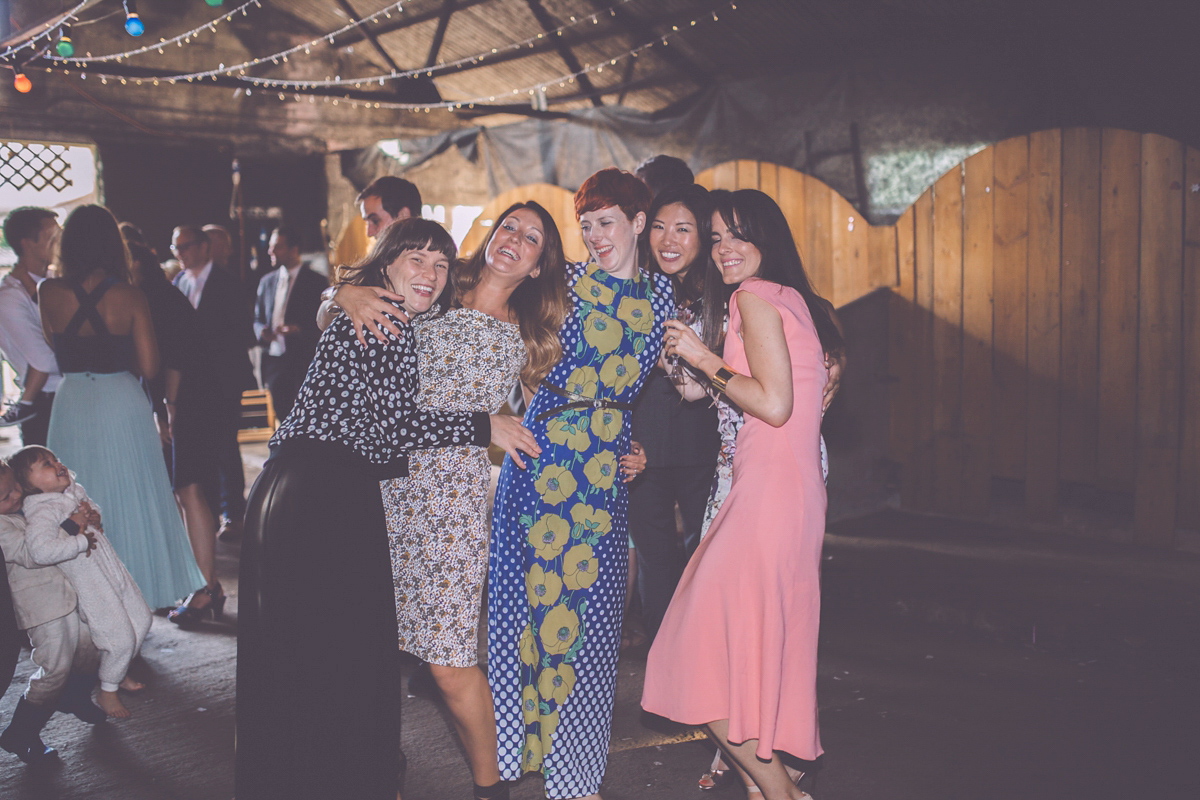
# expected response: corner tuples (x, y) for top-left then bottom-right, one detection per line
(170, 240), (199, 253)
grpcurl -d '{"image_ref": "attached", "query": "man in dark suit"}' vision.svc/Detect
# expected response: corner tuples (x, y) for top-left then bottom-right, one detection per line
(254, 224), (328, 421)
(171, 225), (256, 541)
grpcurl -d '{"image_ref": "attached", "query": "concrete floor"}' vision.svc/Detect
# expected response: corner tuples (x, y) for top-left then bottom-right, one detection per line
(2, 439), (1198, 799)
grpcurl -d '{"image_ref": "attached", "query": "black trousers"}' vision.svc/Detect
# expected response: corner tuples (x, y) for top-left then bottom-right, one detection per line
(236, 439), (401, 800)
(215, 397), (245, 521)
(627, 463), (716, 639)
(18, 390), (54, 447)
(260, 354), (303, 423)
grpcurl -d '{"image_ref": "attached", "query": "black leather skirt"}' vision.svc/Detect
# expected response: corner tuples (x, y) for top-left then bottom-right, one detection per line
(235, 437), (401, 800)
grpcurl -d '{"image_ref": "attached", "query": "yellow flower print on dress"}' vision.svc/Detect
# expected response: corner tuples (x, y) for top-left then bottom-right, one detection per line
(540, 603), (580, 655)
(582, 310), (623, 355)
(563, 543), (599, 590)
(522, 685), (540, 726)
(583, 450), (618, 491)
(547, 416), (592, 452)
(590, 407), (623, 442)
(537, 663), (577, 704)
(570, 502), (612, 537)
(616, 296), (654, 334)
(539, 708), (560, 756)
(599, 353), (640, 394)
(535, 466), (577, 506)
(528, 513), (570, 560)
(519, 624), (538, 666)
(526, 563), (564, 607)
(573, 271), (616, 307)
(563, 366), (599, 399)
(523, 734), (543, 771)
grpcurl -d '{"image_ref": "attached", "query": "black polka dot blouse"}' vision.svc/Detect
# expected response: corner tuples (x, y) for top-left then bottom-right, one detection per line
(270, 304), (489, 475)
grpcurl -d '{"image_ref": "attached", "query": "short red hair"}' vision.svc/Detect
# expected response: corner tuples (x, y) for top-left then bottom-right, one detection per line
(574, 168), (653, 221)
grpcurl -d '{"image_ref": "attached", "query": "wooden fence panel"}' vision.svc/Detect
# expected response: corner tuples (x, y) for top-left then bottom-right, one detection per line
(1059, 128), (1102, 486)
(1134, 134), (1185, 547)
(931, 167), (965, 511)
(1097, 130), (1141, 492)
(1181, 147), (1200, 529)
(961, 147), (995, 514)
(1025, 129), (1062, 521)
(709, 161), (737, 190)
(804, 176), (834, 301)
(758, 162), (780, 200)
(776, 168), (808, 269)
(906, 189), (937, 510)
(991, 135), (1030, 482)
(868, 225), (898, 290)
(889, 207), (918, 468)
(735, 159), (760, 189)
(832, 195), (870, 308)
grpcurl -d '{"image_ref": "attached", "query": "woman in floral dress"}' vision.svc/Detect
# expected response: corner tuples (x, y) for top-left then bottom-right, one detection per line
(488, 168), (674, 800)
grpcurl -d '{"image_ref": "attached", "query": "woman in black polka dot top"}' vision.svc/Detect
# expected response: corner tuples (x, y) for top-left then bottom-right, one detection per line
(235, 218), (536, 800)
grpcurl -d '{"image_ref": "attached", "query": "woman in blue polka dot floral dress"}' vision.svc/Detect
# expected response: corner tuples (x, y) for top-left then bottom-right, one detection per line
(488, 168), (674, 799)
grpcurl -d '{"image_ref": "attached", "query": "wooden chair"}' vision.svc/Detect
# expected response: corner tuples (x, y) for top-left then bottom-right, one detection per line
(237, 389), (277, 443)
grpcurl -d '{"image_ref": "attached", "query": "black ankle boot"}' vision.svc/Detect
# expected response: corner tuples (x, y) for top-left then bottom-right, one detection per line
(473, 780), (510, 800)
(56, 672), (106, 724)
(0, 698), (59, 764)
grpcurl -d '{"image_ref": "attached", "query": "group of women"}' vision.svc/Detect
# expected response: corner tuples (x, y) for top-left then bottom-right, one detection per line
(235, 165), (842, 800)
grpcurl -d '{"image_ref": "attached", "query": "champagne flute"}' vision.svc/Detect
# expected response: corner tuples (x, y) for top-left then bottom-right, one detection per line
(668, 304), (696, 385)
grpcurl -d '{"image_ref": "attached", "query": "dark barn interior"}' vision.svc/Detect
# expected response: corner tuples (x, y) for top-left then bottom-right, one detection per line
(3, 1), (1200, 798)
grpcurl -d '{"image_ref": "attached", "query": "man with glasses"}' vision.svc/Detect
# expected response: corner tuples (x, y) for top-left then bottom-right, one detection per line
(171, 225), (256, 543)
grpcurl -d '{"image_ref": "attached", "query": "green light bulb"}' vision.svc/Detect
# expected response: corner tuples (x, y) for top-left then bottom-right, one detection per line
(56, 36), (75, 57)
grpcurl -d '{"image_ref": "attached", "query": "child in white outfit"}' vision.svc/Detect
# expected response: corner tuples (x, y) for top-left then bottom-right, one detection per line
(11, 446), (152, 718)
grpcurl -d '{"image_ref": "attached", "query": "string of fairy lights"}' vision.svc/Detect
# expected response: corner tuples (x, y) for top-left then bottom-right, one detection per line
(6, 0), (742, 112)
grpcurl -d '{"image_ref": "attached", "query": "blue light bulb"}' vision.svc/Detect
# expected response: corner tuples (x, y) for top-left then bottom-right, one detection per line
(125, 12), (144, 36)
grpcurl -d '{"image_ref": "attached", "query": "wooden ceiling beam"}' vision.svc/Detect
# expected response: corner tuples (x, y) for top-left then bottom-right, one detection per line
(584, 0), (713, 85)
(523, 0), (603, 108)
(334, 0), (403, 74)
(416, 5), (695, 81)
(332, 0), (491, 45)
(424, 0), (456, 68)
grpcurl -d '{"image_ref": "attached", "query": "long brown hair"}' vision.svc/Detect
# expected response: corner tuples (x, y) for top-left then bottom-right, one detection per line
(453, 202), (568, 387)
(58, 204), (131, 284)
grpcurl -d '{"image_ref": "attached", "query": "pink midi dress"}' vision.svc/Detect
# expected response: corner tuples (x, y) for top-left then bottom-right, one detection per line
(641, 277), (827, 761)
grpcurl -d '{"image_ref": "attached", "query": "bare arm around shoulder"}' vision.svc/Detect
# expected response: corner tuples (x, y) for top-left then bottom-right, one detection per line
(317, 284), (410, 347)
(668, 290), (793, 427)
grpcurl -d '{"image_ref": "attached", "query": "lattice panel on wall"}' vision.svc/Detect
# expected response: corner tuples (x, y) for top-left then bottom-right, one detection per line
(0, 142), (74, 193)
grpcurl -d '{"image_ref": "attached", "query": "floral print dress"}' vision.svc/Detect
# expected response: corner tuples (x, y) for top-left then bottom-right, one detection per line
(385, 308), (526, 667)
(488, 261), (673, 798)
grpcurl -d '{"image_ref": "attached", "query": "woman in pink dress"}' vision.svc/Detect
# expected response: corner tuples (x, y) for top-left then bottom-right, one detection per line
(641, 189), (844, 800)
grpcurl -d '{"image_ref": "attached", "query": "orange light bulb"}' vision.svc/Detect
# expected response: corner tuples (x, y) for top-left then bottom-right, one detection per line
(14, 73), (32, 93)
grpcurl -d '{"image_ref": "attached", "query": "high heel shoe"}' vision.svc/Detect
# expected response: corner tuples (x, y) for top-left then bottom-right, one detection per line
(168, 582), (226, 627)
(699, 750), (735, 791)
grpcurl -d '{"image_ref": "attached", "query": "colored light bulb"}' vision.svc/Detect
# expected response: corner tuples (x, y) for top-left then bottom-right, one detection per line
(125, 13), (144, 36)
(56, 35), (75, 57)
(14, 73), (32, 93)
(205, 0), (224, 6)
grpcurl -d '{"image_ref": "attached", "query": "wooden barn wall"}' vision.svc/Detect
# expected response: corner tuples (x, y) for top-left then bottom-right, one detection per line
(892, 128), (1200, 549)
(455, 134), (1197, 548)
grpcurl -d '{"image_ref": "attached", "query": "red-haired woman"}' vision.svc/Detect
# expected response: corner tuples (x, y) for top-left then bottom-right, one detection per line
(486, 169), (674, 799)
